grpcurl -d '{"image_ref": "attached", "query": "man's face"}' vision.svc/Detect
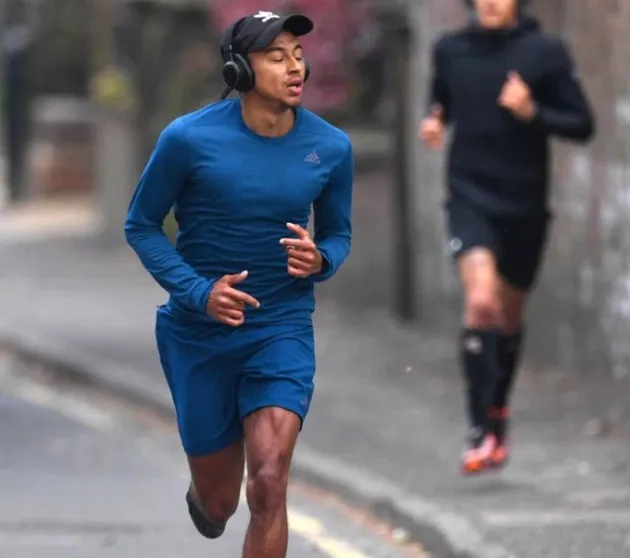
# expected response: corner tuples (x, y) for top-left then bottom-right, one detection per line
(473, 0), (518, 29)
(248, 31), (306, 108)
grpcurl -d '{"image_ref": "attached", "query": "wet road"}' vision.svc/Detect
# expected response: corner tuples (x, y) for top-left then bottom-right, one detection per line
(0, 351), (426, 558)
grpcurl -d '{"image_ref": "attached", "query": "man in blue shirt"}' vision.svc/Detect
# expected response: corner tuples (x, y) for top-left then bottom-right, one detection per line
(125, 11), (353, 557)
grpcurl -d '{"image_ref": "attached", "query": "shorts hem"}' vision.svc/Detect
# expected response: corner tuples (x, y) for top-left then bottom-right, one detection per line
(182, 429), (243, 458)
(240, 402), (308, 432)
(499, 272), (537, 293)
(451, 242), (497, 260)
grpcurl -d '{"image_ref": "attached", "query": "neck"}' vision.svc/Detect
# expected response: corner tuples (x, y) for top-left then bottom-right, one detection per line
(241, 94), (295, 138)
(479, 18), (518, 32)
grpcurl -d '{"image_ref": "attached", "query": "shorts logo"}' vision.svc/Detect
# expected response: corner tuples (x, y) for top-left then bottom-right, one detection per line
(449, 237), (463, 254)
(464, 335), (483, 354)
(253, 11), (280, 23)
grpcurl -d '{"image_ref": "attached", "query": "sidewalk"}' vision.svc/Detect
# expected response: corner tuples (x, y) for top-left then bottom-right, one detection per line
(2, 215), (630, 558)
(0, 152), (7, 209)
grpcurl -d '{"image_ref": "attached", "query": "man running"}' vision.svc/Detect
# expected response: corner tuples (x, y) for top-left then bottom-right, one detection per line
(125, 11), (354, 557)
(420, 0), (594, 475)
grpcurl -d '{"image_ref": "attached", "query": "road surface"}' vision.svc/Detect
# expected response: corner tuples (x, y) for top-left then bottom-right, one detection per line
(0, 350), (425, 558)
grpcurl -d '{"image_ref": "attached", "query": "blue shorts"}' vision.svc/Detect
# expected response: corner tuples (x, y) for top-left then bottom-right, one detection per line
(155, 306), (316, 456)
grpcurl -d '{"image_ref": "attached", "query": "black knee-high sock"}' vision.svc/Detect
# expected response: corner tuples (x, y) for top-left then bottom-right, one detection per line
(460, 328), (501, 436)
(493, 328), (525, 408)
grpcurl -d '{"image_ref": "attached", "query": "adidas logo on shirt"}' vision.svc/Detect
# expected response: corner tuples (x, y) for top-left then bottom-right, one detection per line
(304, 151), (320, 164)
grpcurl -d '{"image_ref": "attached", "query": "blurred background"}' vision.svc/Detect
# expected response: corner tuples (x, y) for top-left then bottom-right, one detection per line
(3, 0), (630, 380)
(2, 2), (630, 556)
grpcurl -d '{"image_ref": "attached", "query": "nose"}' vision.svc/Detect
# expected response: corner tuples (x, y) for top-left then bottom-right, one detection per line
(288, 56), (302, 75)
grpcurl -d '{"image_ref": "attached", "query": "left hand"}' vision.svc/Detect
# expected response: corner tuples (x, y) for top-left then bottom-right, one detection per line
(280, 223), (323, 278)
(498, 71), (537, 121)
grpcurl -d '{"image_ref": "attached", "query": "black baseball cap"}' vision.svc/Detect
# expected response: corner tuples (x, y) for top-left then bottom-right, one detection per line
(221, 11), (314, 59)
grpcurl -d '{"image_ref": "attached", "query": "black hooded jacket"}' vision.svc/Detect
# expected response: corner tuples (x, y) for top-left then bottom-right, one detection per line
(429, 15), (595, 215)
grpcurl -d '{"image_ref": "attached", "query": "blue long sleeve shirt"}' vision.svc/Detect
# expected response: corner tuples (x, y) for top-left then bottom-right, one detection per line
(125, 98), (354, 327)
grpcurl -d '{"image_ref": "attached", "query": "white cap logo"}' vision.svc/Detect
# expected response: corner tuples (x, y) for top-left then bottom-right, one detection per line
(254, 11), (280, 23)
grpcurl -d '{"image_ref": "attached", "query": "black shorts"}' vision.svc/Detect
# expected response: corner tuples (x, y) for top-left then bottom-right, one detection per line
(446, 200), (550, 292)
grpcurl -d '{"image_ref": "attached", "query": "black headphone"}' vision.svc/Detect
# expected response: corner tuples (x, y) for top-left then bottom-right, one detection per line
(220, 19), (311, 99)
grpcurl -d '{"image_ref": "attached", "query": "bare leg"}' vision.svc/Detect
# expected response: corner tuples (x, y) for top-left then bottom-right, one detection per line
(457, 248), (504, 473)
(186, 439), (245, 537)
(242, 407), (301, 558)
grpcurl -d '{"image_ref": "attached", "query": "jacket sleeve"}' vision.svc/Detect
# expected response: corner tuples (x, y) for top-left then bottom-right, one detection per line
(426, 37), (451, 123)
(533, 40), (595, 142)
(124, 121), (215, 314)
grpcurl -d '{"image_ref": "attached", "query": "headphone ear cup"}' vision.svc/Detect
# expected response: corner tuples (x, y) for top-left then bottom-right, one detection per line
(232, 53), (255, 92)
(222, 60), (241, 90)
(304, 60), (311, 83)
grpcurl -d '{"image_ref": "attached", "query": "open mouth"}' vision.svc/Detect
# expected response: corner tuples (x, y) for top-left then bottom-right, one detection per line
(287, 80), (303, 95)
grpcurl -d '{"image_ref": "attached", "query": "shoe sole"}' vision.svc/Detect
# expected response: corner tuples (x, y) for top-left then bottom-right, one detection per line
(461, 456), (495, 476)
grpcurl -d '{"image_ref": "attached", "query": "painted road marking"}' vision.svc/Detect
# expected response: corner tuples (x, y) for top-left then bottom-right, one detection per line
(288, 509), (373, 558)
(482, 509), (630, 528)
(3, 359), (379, 558)
(567, 488), (630, 505)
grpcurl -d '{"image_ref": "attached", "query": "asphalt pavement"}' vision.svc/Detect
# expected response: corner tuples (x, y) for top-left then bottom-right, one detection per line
(0, 350), (425, 558)
(1, 201), (630, 558)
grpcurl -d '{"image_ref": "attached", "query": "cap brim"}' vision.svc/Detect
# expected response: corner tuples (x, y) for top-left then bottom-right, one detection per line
(248, 14), (314, 52)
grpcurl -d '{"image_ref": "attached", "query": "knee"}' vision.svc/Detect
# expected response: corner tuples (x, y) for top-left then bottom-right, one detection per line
(246, 464), (288, 519)
(465, 287), (502, 328)
(503, 313), (523, 335)
(197, 490), (239, 524)
(503, 299), (526, 335)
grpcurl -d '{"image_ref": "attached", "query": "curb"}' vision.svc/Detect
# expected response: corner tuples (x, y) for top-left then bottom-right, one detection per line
(0, 327), (515, 558)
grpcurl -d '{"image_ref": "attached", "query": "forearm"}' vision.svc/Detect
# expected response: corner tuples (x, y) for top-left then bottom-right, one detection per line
(124, 121), (214, 313)
(313, 235), (351, 282)
(125, 223), (214, 313)
(426, 78), (450, 124)
(535, 41), (596, 143)
(426, 39), (451, 123)
(311, 141), (354, 283)
(533, 103), (594, 141)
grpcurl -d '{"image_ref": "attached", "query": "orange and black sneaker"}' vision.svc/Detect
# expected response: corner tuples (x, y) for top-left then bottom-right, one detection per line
(488, 407), (510, 469)
(461, 428), (496, 476)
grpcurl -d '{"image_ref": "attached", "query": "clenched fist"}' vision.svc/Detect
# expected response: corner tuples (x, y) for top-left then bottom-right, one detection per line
(279, 223), (323, 279)
(419, 105), (445, 150)
(498, 71), (537, 122)
(206, 271), (260, 327)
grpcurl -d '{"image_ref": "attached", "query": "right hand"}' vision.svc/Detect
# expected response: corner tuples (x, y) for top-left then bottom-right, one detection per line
(206, 271), (260, 327)
(419, 105), (445, 150)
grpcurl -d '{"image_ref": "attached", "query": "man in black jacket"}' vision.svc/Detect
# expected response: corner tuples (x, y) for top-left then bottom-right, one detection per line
(419, 0), (595, 475)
